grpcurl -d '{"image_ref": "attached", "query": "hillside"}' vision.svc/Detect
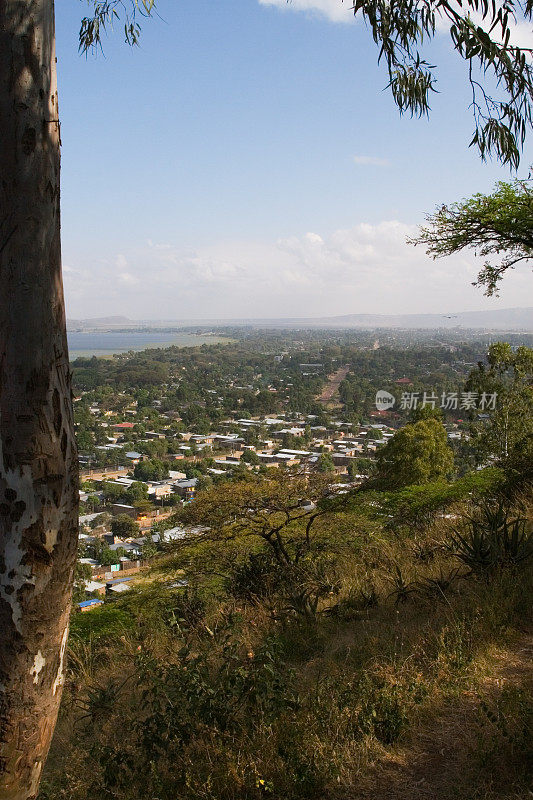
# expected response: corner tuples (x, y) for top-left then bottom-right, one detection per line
(41, 468), (532, 800)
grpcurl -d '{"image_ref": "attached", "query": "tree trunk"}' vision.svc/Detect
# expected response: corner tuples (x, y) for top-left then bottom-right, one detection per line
(0, 2), (78, 798)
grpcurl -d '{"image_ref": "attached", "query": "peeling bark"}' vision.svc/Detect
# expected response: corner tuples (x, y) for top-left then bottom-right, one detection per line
(0, 2), (79, 799)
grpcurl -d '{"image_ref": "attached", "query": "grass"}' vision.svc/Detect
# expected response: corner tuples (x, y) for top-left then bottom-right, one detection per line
(40, 492), (532, 800)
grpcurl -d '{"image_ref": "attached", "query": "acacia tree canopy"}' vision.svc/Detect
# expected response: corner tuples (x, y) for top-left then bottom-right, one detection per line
(176, 472), (342, 565)
(80, 0), (533, 167)
(412, 177), (533, 295)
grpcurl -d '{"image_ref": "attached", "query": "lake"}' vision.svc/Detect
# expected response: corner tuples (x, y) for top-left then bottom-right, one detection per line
(68, 330), (229, 359)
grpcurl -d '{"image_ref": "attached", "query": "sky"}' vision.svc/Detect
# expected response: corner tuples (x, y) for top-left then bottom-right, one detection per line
(56, 0), (532, 321)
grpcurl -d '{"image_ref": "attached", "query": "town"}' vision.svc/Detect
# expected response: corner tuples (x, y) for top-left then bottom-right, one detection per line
(72, 327), (525, 609)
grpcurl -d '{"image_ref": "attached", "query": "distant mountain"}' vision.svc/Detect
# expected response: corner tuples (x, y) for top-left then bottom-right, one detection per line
(298, 307), (533, 330)
(67, 307), (533, 331)
(67, 316), (135, 330)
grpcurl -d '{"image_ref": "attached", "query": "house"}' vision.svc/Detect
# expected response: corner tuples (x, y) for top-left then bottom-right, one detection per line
(276, 449), (311, 459)
(147, 482), (173, 499)
(173, 478), (198, 501)
(214, 435), (245, 450)
(273, 427), (305, 439)
(213, 459), (235, 470)
(77, 598), (104, 612)
(153, 526), (188, 542)
(168, 470), (187, 481)
(257, 453), (276, 464)
(84, 580), (106, 596)
(190, 434), (215, 446)
(114, 422), (134, 431)
(106, 581), (133, 595)
(272, 454), (299, 466)
(106, 478), (135, 489)
(79, 557), (100, 568)
(112, 503), (137, 519)
(145, 431), (166, 440)
(109, 542), (142, 557)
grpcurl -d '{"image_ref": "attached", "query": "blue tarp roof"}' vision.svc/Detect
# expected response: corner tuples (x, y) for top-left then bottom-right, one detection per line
(78, 599), (103, 608)
(105, 576), (135, 586)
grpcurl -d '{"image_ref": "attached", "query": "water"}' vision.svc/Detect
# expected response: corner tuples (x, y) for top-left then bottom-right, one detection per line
(68, 330), (228, 359)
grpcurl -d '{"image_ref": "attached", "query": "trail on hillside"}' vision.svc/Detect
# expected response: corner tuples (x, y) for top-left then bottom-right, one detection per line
(334, 635), (533, 800)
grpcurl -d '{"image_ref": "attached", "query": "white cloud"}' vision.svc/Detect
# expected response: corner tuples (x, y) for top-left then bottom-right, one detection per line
(435, 3), (533, 51)
(258, 0), (354, 24)
(63, 219), (529, 320)
(117, 272), (140, 286)
(258, 0), (533, 53)
(353, 155), (390, 167)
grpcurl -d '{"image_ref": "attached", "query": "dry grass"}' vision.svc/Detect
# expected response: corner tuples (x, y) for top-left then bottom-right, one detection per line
(41, 498), (533, 800)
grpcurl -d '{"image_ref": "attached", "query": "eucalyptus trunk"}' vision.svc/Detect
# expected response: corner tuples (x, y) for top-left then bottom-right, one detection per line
(0, 2), (78, 798)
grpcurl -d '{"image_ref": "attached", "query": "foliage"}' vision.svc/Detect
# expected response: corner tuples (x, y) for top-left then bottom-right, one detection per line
(111, 514), (140, 539)
(316, 452), (335, 473)
(353, 674), (410, 744)
(450, 500), (533, 575)
(72, 562), (94, 604)
(348, 458), (374, 478)
(386, 566), (418, 605)
(241, 448), (260, 465)
(465, 342), (533, 463)
(413, 177), (533, 295)
(354, 0), (533, 167)
(379, 467), (505, 528)
(133, 457), (169, 482)
(98, 545), (127, 566)
(177, 471), (342, 565)
(86, 515), (107, 532)
(133, 499), (154, 515)
(376, 418), (454, 489)
(79, 0), (156, 51)
(226, 550), (284, 603)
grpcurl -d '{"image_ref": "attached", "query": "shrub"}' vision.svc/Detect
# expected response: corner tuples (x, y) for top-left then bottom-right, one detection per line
(227, 551), (283, 603)
(450, 501), (533, 576)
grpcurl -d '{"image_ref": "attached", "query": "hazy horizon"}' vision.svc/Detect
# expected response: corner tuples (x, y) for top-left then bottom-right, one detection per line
(66, 306), (533, 332)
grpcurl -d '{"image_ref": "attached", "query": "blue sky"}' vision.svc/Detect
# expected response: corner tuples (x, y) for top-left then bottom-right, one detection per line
(56, 0), (532, 320)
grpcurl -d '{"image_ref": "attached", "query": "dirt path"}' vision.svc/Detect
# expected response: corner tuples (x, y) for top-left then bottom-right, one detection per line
(335, 634), (533, 800)
(317, 366), (350, 406)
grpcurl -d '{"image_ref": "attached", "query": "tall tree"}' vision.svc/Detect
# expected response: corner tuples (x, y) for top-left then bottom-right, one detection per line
(0, 3), (78, 798)
(412, 177), (533, 295)
(465, 342), (533, 465)
(376, 418), (454, 488)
